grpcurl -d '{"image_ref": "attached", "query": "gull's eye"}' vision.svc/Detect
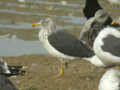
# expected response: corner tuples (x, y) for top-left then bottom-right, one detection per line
(45, 18), (51, 23)
(42, 19), (50, 26)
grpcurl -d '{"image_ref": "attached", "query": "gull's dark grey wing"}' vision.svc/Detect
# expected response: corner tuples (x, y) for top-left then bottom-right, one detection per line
(0, 75), (17, 90)
(101, 35), (120, 57)
(83, 0), (102, 19)
(48, 31), (94, 57)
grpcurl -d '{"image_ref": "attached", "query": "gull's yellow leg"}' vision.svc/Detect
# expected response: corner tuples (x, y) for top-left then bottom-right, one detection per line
(56, 63), (64, 78)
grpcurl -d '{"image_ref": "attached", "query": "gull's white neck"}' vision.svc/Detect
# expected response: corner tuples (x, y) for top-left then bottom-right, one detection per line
(39, 26), (56, 43)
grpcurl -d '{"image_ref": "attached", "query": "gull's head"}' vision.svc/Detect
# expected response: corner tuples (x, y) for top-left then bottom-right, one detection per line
(32, 18), (56, 33)
(94, 9), (120, 27)
(0, 58), (10, 74)
(32, 18), (56, 41)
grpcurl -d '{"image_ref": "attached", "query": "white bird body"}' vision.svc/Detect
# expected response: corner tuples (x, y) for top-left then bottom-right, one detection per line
(99, 68), (120, 90)
(93, 27), (120, 66)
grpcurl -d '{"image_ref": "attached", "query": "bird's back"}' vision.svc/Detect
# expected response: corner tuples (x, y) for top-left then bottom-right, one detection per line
(48, 31), (94, 58)
(99, 68), (120, 90)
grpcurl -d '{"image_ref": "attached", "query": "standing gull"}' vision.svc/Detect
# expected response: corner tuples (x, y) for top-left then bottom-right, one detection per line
(32, 18), (95, 77)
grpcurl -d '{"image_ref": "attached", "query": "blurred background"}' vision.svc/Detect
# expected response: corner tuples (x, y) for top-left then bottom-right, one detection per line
(0, 0), (120, 56)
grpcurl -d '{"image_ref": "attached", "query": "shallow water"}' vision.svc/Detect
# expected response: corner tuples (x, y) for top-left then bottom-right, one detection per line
(0, 0), (120, 56)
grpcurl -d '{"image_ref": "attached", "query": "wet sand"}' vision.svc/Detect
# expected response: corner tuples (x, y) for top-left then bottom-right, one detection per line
(5, 54), (106, 90)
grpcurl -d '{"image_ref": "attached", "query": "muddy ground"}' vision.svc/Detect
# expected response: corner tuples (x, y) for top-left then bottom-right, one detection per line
(5, 54), (106, 90)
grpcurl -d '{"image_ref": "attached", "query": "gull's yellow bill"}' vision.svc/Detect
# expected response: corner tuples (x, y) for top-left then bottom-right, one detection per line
(111, 18), (120, 26)
(32, 23), (40, 27)
(111, 21), (119, 26)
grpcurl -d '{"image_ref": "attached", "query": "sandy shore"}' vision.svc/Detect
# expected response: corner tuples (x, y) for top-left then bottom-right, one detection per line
(4, 54), (106, 90)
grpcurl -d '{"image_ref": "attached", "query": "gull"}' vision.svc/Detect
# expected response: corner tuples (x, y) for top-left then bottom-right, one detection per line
(32, 18), (95, 77)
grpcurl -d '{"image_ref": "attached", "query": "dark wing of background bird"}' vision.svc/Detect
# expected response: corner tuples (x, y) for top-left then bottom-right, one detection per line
(48, 31), (94, 58)
(0, 74), (18, 90)
(83, 0), (113, 25)
(83, 0), (102, 19)
(101, 35), (120, 57)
